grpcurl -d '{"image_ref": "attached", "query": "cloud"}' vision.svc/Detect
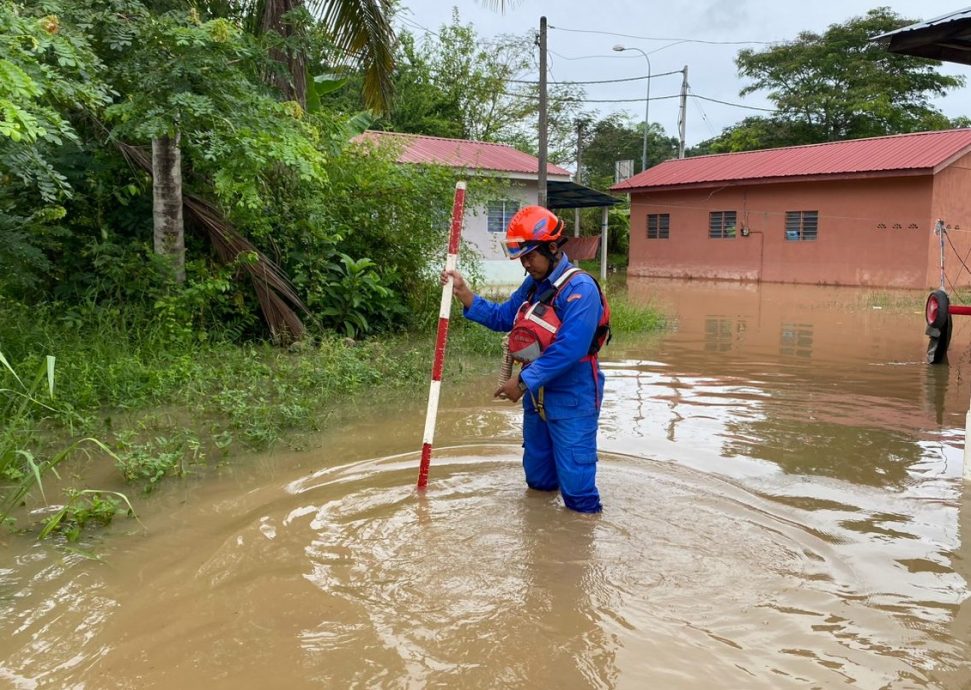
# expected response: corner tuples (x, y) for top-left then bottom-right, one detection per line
(690, 0), (750, 32)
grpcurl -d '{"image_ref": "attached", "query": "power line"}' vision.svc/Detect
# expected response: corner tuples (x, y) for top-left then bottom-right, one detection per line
(548, 25), (774, 46)
(689, 90), (718, 140)
(549, 49), (636, 61)
(508, 69), (683, 86)
(397, 16), (441, 39)
(503, 89), (774, 112)
(691, 94), (775, 112)
(503, 90), (682, 104)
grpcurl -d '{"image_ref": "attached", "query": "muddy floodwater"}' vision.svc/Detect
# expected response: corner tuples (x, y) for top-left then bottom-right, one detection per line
(4, 278), (971, 689)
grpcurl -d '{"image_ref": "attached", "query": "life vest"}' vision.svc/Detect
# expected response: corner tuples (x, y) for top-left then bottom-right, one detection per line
(507, 267), (611, 363)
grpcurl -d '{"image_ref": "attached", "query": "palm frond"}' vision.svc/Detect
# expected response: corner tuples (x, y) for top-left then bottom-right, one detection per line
(117, 142), (307, 343)
(307, 0), (396, 113)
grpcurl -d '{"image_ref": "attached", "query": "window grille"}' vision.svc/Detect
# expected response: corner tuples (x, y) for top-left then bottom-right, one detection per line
(709, 211), (737, 239)
(785, 211), (818, 241)
(647, 213), (670, 239)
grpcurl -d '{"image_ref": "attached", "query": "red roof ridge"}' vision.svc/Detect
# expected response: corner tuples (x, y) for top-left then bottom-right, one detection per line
(361, 130), (524, 151)
(612, 128), (971, 191)
(662, 128), (971, 162)
(355, 129), (572, 177)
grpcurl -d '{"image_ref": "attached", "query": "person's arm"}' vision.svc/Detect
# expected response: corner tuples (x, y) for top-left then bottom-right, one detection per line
(444, 269), (532, 333)
(518, 278), (601, 392)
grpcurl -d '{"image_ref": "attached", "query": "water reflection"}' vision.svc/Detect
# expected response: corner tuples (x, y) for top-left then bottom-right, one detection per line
(3, 279), (971, 687)
(498, 496), (614, 689)
(610, 278), (968, 486)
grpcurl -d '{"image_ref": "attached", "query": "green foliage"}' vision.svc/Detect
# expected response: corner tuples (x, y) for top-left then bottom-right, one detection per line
(267, 139), (458, 335)
(0, 1), (113, 294)
(40, 489), (136, 541)
(0, 296), (476, 488)
(313, 254), (393, 337)
(694, 8), (966, 153)
(607, 289), (666, 333)
(579, 114), (678, 198)
(0, 348), (125, 531)
(687, 116), (825, 155)
(0, 4), (109, 154)
(152, 255), (260, 342)
(100, 6), (326, 210)
(323, 10), (585, 164)
(114, 430), (203, 487)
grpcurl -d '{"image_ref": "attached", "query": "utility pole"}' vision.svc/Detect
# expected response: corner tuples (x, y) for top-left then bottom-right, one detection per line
(678, 65), (688, 159)
(574, 118), (586, 237)
(537, 16), (548, 208)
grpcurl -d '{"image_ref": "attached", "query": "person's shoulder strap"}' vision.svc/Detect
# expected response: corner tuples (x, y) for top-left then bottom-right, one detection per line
(538, 267), (582, 304)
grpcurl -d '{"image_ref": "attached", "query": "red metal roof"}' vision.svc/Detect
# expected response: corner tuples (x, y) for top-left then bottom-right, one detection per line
(353, 130), (571, 178)
(611, 129), (971, 192)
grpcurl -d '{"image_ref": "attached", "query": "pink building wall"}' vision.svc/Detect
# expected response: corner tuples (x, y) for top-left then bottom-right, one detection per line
(928, 152), (971, 289)
(627, 164), (971, 289)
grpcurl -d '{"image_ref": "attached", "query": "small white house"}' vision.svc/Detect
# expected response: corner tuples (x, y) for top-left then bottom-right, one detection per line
(354, 131), (573, 286)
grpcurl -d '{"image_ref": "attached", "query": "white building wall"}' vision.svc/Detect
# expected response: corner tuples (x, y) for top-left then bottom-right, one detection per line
(460, 176), (570, 290)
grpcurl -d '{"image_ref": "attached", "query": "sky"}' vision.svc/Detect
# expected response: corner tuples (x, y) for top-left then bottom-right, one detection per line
(394, 1), (971, 149)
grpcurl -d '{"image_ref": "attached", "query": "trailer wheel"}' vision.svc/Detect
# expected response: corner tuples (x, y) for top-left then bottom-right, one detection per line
(927, 313), (952, 364)
(925, 289), (950, 330)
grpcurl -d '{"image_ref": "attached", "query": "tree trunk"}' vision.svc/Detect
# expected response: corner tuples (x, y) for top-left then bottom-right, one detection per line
(152, 133), (185, 283)
(262, 0), (307, 107)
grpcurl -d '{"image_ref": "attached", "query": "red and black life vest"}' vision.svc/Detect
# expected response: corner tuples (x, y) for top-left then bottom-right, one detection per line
(507, 267), (611, 363)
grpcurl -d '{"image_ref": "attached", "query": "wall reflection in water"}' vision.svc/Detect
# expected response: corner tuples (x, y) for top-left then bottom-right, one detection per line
(608, 277), (967, 486)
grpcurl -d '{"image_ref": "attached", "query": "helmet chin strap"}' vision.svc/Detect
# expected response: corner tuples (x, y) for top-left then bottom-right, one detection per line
(536, 242), (562, 280)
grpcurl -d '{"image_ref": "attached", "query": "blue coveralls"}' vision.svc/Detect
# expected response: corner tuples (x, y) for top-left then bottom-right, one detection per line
(464, 254), (605, 513)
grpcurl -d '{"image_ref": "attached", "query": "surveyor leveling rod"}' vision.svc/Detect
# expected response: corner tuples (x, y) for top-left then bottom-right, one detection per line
(417, 181), (467, 489)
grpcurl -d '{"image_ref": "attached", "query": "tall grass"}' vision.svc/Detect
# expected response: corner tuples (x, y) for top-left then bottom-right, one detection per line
(607, 289), (666, 333)
(0, 350), (128, 531)
(1, 298), (497, 501)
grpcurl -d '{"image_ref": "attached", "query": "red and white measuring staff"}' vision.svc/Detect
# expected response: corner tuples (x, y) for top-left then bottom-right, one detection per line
(417, 180), (467, 489)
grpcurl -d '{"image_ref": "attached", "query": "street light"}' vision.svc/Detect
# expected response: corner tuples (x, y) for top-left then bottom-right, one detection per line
(613, 44), (650, 172)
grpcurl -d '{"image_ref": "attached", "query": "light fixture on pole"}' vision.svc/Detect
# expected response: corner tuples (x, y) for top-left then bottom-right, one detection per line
(613, 44), (650, 172)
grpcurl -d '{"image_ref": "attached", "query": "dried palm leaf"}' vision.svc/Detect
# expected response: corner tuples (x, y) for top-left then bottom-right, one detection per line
(117, 141), (307, 343)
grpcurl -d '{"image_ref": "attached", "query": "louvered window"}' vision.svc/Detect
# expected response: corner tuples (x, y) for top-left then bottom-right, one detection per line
(709, 211), (737, 239)
(487, 200), (520, 233)
(647, 213), (669, 239)
(785, 211), (818, 241)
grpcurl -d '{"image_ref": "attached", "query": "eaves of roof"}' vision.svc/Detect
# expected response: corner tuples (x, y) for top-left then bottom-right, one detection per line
(610, 129), (971, 194)
(353, 130), (572, 178)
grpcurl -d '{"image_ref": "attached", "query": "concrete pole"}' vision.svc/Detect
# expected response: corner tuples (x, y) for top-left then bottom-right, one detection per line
(537, 17), (548, 208)
(600, 207), (609, 282)
(678, 65), (688, 159)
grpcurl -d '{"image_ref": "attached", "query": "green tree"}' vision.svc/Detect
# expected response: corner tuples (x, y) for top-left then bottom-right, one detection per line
(323, 12), (585, 164)
(0, 0), (464, 341)
(713, 7), (964, 151)
(581, 113), (678, 187)
(0, 3), (112, 292)
(686, 116), (824, 155)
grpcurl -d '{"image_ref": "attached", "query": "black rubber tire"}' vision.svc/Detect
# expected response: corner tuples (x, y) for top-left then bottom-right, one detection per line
(925, 289), (950, 330)
(927, 313), (952, 364)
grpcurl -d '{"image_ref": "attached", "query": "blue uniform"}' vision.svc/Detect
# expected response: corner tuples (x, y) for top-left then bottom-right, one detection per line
(464, 254), (605, 513)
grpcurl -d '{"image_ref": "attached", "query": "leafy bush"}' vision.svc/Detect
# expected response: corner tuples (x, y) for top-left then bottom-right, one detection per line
(0, 349), (126, 531)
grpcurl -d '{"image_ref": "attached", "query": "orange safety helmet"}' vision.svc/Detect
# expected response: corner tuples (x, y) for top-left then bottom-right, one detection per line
(502, 206), (564, 259)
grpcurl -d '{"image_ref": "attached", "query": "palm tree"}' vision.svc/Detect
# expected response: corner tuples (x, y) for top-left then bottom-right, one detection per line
(253, 0), (395, 111)
(152, 0), (396, 287)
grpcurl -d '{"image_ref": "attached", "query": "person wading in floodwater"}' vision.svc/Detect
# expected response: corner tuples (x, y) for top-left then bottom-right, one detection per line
(441, 206), (610, 513)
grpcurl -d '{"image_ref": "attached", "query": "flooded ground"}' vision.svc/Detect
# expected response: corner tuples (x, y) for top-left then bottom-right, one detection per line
(3, 278), (971, 689)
